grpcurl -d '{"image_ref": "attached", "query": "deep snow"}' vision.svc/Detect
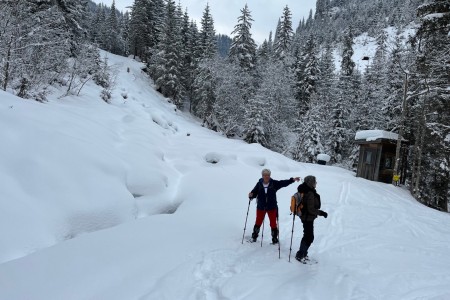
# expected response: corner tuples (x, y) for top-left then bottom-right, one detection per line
(1, 51), (450, 300)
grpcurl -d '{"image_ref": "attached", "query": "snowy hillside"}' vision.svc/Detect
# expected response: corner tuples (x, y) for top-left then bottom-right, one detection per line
(1, 52), (450, 300)
(333, 26), (417, 73)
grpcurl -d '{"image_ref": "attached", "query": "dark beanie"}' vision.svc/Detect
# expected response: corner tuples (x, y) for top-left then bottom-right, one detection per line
(304, 175), (317, 188)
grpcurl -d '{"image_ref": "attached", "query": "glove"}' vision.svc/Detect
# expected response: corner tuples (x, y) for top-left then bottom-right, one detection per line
(319, 210), (328, 218)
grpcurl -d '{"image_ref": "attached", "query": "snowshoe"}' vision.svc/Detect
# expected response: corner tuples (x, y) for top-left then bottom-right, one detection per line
(295, 256), (318, 265)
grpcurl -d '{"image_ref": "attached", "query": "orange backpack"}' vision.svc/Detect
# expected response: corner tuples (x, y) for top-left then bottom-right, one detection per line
(290, 192), (304, 217)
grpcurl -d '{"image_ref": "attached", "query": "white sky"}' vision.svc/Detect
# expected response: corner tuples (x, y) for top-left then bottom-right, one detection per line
(94, 0), (317, 44)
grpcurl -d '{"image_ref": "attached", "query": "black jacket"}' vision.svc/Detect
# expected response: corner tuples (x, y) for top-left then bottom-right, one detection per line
(297, 182), (321, 222)
(250, 178), (295, 210)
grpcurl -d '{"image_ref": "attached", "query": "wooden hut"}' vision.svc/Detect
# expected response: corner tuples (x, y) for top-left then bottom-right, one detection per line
(355, 130), (407, 184)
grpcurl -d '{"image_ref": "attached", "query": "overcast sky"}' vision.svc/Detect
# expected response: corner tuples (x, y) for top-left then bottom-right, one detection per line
(93, 0), (317, 44)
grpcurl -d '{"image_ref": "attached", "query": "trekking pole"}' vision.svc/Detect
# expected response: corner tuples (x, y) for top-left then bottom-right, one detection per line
(288, 209), (296, 262)
(241, 198), (252, 244)
(277, 213), (281, 259)
(260, 218), (265, 247)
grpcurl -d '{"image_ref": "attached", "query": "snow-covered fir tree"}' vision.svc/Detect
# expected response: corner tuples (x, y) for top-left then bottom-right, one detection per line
(229, 4), (258, 72)
(273, 6), (294, 62)
(294, 35), (320, 113)
(293, 93), (326, 163)
(191, 4), (218, 127)
(382, 34), (407, 132)
(105, 0), (120, 55)
(198, 3), (216, 60)
(410, 0), (450, 211)
(243, 92), (269, 146)
(129, 0), (150, 59)
(153, 0), (183, 106)
(251, 57), (295, 153)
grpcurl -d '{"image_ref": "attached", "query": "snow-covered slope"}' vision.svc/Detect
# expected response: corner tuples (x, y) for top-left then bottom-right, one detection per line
(1, 52), (450, 300)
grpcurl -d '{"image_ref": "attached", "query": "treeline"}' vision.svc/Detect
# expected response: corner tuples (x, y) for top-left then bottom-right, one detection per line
(0, 0), (111, 101)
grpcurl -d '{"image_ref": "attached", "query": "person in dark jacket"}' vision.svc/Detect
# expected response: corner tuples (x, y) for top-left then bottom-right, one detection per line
(248, 169), (300, 243)
(295, 175), (328, 263)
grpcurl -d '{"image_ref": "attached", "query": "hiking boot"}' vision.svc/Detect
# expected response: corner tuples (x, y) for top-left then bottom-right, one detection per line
(251, 225), (260, 242)
(271, 228), (279, 244)
(295, 251), (304, 261)
(295, 252), (308, 264)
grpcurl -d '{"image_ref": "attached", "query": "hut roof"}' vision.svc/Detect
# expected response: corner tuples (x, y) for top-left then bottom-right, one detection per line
(355, 130), (401, 142)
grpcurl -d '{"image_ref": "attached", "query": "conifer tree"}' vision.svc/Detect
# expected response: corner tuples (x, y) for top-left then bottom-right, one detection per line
(273, 19), (281, 49)
(228, 4), (259, 140)
(293, 94), (325, 163)
(192, 4), (217, 125)
(411, 0), (450, 211)
(229, 4), (257, 71)
(257, 40), (270, 61)
(121, 12), (131, 55)
(383, 35), (405, 131)
(274, 6), (294, 61)
(243, 93), (269, 146)
(106, 0), (120, 54)
(199, 3), (216, 59)
(129, 0), (149, 59)
(252, 59), (295, 152)
(318, 43), (337, 157)
(153, 0), (183, 106)
(295, 35), (320, 112)
(315, 0), (330, 20)
(90, 5), (106, 48)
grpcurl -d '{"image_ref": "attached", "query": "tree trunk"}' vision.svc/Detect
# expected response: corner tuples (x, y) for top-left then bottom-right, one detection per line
(413, 113), (425, 199)
(393, 72), (408, 184)
(2, 36), (12, 91)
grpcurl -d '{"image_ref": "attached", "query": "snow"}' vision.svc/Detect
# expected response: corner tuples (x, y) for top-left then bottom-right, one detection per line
(1, 51), (450, 300)
(423, 13), (446, 21)
(352, 32), (377, 72)
(317, 154), (331, 162)
(333, 26), (416, 74)
(355, 130), (401, 142)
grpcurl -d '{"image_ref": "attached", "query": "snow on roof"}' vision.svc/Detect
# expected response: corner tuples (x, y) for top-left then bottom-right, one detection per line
(317, 154), (331, 162)
(423, 13), (446, 21)
(355, 130), (400, 142)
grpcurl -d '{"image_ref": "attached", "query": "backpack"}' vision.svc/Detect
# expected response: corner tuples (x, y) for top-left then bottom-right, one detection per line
(290, 192), (304, 217)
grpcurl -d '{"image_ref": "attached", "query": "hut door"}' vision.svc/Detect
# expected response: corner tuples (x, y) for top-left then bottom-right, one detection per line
(363, 148), (377, 180)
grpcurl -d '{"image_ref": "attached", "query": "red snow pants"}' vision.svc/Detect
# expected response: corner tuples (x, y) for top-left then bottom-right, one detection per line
(255, 208), (278, 229)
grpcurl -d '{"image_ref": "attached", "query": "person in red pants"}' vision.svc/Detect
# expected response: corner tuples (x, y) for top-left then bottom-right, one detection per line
(248, 169), (300, 243)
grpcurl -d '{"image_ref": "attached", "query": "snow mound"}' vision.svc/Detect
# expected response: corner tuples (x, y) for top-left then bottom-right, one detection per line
(317, 154), (331, 162)
(204, 152), (238, 165)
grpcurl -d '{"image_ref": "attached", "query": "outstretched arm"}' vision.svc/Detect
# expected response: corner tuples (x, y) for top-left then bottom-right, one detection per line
(274, 177), (300, 190)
